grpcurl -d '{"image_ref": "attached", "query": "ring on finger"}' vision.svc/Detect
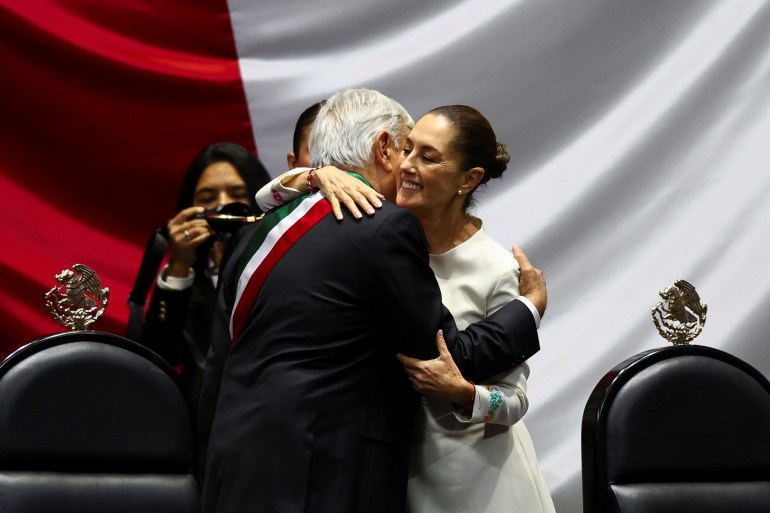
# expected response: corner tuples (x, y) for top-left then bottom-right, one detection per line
(183, 229), (191, 241)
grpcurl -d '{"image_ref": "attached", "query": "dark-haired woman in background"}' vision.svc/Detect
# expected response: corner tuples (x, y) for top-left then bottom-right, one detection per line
(141, 142), (270, 409)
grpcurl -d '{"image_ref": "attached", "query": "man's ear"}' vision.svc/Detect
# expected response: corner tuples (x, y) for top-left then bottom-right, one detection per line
(373, 131), (393, 171)
(287, 152), (297, 169)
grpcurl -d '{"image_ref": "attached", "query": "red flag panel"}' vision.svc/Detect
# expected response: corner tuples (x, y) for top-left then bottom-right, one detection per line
(0, 0), (259, 354)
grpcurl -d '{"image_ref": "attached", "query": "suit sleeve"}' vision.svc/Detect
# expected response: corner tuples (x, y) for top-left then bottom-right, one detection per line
(141, 284), (192, 365)
(369, 209), (540, 381)
(443, 293), (539, 383)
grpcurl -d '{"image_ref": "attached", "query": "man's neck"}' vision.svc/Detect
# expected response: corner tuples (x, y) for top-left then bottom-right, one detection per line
(346, 165), (382, 196)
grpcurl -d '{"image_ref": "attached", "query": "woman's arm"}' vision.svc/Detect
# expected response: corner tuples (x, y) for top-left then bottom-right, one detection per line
(254, 167), (309, 212)
(254, 166), (384, 220)
(454, 363), (529, 425)
(140, 205), (210, 363)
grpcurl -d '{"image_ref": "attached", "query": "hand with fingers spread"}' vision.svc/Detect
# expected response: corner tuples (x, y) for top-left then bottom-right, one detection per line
(397, 330), (476, 411)
(255, 166), (385, 221)
(513, 245), (547, 318)
(311, 166), (384, 220)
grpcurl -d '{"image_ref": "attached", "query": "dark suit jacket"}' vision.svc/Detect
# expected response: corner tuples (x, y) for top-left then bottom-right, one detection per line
(198, 197), (539, 513)
(142, 267), (213, 412)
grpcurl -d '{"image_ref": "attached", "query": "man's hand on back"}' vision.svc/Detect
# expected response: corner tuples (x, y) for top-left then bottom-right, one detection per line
(513, 245), (546, 318)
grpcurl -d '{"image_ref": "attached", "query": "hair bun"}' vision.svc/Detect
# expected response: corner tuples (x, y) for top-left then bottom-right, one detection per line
(492, 142), (510, 177)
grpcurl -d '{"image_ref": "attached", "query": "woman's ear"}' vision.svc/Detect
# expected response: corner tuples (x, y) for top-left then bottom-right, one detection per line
(286, 152), (297, 169)
(463, 167), (485, 191)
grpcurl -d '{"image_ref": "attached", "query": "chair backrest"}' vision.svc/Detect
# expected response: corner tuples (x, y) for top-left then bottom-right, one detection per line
(0, 331), (200, 513)
(582, 344), (770, 513)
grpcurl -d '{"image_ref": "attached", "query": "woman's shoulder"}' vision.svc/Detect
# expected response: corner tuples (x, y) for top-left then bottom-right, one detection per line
(469, 225), (518, 266)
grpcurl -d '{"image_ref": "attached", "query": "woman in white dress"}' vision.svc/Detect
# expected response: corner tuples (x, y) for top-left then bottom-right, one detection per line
(394, 105), (554, 513)
(255, 105), (554, 513)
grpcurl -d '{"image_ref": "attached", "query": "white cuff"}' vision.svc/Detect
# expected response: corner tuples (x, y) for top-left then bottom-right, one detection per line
(156, 264), (194, 291)
(515, 296), (541, 328)
(255, 167), (310, 212)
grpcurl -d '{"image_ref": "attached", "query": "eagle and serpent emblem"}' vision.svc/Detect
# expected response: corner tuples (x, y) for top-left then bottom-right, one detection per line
(45, 264), (110, 330)
(651, 279), (707, 345)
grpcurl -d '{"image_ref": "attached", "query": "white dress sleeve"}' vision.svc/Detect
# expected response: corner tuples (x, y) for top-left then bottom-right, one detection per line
(453, 253), (530, 425)
(455, 363), (530, 425)
(254, 167), (311, 212)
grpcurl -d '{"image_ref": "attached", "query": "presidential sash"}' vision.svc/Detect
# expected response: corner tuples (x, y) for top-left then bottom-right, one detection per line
(229, 192), (331, 348)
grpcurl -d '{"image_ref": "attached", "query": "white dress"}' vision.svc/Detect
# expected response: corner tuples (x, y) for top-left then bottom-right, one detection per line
(407, 225), (555, 513)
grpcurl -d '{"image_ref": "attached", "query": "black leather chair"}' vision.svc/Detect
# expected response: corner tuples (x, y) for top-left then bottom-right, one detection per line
(582, 344), (770, 513)
(0, 331), (200, 513)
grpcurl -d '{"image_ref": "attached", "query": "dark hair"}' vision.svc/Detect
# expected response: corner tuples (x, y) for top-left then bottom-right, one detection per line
(292, 101), (325, 157)
(427, 105), (510, 208)
(176, 142), (271, 212)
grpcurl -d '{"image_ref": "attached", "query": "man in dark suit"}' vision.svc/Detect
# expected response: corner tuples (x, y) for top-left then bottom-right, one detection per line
(199, 89), (546, 513)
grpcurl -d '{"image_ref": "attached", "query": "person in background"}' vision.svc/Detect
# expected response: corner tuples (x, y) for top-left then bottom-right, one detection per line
(140, 142), (270, 411)
(287, 101), (324, 169)
(260, 100), (327, 210)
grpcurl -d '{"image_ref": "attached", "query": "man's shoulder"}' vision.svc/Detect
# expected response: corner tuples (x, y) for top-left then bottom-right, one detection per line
(341, 202), (423, 242)
(365, 201), (418, 225)
(315, 200), (416, 229)
(256, 196), (422, 245)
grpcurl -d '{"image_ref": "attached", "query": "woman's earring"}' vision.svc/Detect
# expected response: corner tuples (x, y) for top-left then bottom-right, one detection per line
(457, 189), (463, 195)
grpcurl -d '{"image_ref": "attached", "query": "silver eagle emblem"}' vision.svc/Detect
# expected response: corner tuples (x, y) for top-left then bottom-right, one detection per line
(651, 279), (707, 345)
(45, 264), (110, 330)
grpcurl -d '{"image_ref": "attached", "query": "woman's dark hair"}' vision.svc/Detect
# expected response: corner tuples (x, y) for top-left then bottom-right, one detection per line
(176, 142), (271, 212)
(427, 105), (510, 208)
(292, 101), (325, 157)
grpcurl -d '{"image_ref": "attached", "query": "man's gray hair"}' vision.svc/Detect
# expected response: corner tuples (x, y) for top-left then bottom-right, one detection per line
(308, 88), (414, 169)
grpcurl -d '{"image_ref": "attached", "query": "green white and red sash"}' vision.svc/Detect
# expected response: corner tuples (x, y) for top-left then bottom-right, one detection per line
(229, 192), (331, 348)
